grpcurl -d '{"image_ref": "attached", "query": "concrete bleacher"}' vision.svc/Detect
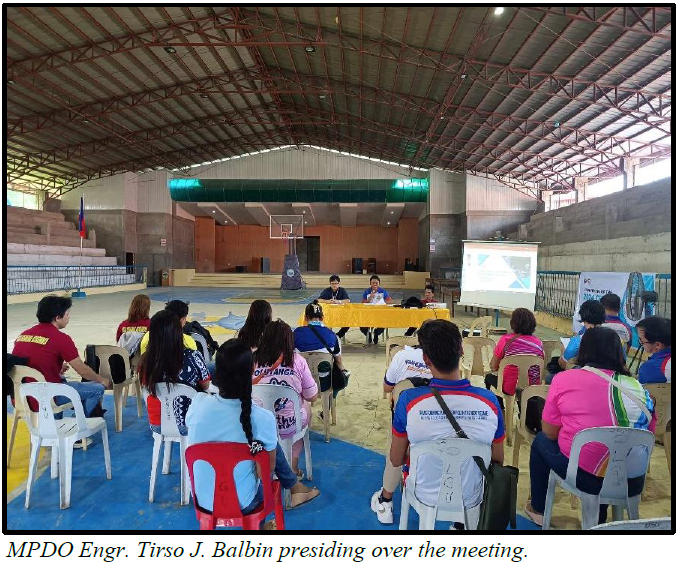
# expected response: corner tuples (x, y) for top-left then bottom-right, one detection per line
(187, 272), (407, 289)
(6, 206), (114, 266)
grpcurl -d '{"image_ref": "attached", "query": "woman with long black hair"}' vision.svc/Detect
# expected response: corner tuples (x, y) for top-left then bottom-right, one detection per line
(186, 338), (319, 522)
(139, 310), (210, 435)
(238, 300), (273, 350)
(254, 320), (318, 476)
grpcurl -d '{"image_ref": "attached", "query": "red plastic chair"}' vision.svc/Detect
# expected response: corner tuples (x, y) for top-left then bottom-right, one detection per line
(185, 442), (285, 530)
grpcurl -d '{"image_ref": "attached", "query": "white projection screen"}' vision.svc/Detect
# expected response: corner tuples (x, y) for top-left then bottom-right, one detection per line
(460, 240), (539, 311)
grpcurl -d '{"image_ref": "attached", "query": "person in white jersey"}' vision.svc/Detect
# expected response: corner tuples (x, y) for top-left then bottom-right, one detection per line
(371, 339), (432, 524)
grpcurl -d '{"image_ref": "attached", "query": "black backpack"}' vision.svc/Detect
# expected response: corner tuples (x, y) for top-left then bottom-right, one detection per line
(184, 321), (219, 356)
(401, 296), (424, 308)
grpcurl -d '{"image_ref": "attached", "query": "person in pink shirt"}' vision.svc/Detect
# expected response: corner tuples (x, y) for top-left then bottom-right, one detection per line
(486, 308), (544, 396)
(253, 320), (318, 476)
(525, 327), (656, 527)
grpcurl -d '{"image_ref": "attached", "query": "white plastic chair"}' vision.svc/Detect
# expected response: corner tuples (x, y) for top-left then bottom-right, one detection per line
(190, 332), (212, 364)
(7, 366), (73, 467)
(496, 354), (545, 446)
(298, 351), (335, 442)
(383, 337), (419, 398)
(252, 383), (313, 507)
(399, 438), (491, 530)
(19, 382), (111, 509)
(542, 426), (655, 530)
(146, 383), (197, 505)
(589, 517), (672, 530)
(462, 337), (495, 378)
(93, 345), (143, 432)
(511, 384), (550, 468)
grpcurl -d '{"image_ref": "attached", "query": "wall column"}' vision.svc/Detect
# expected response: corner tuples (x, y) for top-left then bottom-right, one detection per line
(621, 157), (640, 189)
(574, 177), (589, 203)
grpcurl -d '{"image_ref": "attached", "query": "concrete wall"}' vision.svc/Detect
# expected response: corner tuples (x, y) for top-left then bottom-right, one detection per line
(509, 178), (672, 273)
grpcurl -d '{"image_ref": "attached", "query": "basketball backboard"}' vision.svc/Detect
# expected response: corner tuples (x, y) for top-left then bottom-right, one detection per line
(270, 214), (304, 239)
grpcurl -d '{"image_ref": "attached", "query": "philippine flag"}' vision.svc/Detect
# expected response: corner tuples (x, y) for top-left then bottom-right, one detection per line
(78, 196), (86, 238)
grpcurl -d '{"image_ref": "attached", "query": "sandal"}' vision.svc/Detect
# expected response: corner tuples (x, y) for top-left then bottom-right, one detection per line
(261, 519), (277, 530)
(290, 487), (320, 508)
(524, 502), (544, 527)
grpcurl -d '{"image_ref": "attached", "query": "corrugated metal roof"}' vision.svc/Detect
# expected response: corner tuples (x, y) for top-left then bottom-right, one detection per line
(5, 5), (671, 196)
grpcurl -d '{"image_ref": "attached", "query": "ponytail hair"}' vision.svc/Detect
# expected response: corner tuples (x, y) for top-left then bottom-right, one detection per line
(304, 299), (323, 321)
(214, 338), (264, 455)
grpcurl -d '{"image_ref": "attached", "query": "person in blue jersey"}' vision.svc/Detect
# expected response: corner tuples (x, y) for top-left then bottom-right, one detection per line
(600, 293), (633, 352)
(636, 316), (672, 384)
(294, 300), (351, 384)
(360, 275), (393, 344)
(372, 319), (504, 526)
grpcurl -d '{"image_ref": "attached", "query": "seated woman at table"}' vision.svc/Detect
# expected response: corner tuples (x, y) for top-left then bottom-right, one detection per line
(404, 284), (437, 336)
(317, 274), (351, 339)
(253, 320), (319, 476)
(294, 300), (351, 386)
(186, 338), (320, 521)
(238, 299), (272, 351)
(360, 275), (393, 344)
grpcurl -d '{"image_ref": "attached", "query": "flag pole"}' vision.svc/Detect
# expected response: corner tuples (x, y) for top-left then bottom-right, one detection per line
(73, 194), (87, 298)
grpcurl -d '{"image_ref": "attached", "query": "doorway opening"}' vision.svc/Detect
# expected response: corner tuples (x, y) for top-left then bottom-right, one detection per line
(296, 236), (320, 272)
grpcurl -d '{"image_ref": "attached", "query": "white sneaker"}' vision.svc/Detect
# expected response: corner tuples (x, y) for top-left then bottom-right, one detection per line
(370, 490), (394, 524)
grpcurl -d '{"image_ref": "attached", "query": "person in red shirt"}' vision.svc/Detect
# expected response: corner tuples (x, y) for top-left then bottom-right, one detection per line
(12, 295), (111, 422)
(116, 294), (151, 341)
(404, 284), (437, 336)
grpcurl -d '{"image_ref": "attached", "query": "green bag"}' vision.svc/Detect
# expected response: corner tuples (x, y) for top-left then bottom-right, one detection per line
(430, 387), (519, 530)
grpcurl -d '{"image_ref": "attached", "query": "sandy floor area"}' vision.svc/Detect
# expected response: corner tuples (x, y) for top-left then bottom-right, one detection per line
(6, 288), (672, 528)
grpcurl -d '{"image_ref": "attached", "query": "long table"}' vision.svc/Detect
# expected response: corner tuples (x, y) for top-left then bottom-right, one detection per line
(296, 303), (451, 329)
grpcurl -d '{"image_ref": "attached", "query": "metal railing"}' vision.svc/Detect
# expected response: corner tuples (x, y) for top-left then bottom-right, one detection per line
(7, 265), (147, 295)
(434, 268), (671, 320)
(534, 271), (581, 318)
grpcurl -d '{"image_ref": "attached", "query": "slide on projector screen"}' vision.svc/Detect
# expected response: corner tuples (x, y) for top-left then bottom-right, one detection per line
(460, 240), (539, 311)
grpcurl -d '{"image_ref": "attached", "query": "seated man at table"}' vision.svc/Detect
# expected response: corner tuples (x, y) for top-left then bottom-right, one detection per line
(404, 284), (437, 336)
(317, 274), (351, 340)
(360, 275), (393, 344)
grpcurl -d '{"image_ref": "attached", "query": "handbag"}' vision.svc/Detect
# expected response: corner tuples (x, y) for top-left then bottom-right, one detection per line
(307, 324), (348, 393)
(430, 387), (518, 530)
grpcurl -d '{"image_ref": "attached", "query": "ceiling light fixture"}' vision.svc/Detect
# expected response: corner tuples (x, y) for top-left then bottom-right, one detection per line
(199, 93), (209, 99)
(494, 7), (505, 15)
(319, 94), (326, 99)
(304, 45), (316, 53)
(387, 222), (391, 225)
(164, 46), (177, 54)
(390, 211), (394, 214)
(7, 79), (16, 84)
(460, 74), (467, 79)
(83, 119), (90, 123)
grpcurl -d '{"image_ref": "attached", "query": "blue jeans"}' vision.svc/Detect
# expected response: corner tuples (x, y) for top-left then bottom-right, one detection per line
(529, 431), (645, 523)
(55, 381), (105, 417)
(241, 444), (298, 513)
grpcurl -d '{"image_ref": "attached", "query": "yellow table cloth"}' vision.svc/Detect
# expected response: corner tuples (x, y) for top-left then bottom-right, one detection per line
(297, 303), (450, 328)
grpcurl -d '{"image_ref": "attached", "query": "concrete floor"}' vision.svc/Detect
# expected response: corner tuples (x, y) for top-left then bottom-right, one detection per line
(6, 286), (672, 529)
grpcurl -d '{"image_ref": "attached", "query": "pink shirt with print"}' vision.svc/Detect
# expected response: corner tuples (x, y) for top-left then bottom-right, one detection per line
(253, 353), (318, 439)
(542, 367), (657, 476)
(493, 333), (544, 395)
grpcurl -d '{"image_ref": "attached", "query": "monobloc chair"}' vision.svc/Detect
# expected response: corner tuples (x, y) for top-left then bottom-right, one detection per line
(541, 340), (565, 360)
(186, 442), (285, 530)
(252, 383), (312, 507)
(511, 384), (550, 468)
(642, 383), (671, 444)
(20, 382), (111, 509)
(399, 438), (491, 530)
(495, 354), (545, 446)
(92, 345), (143, 432)
(190, 332), (212, 365)
(462, 337), (495, 379)
(146, 383), (197, 505)
(383, 336), (419, 398)
(589, 517), (672, 530)
(542, 426), (655, 530)
(7, 366), (73, 467)
(467, 316), (493, 338)
(298, 351), (335, 442)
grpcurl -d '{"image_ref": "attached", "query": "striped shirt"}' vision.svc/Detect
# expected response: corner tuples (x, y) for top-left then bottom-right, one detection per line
(493, 333), (544, 395)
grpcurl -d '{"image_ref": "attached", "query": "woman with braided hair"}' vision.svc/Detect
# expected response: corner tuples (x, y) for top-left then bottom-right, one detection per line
(186, 338), (319, 522)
